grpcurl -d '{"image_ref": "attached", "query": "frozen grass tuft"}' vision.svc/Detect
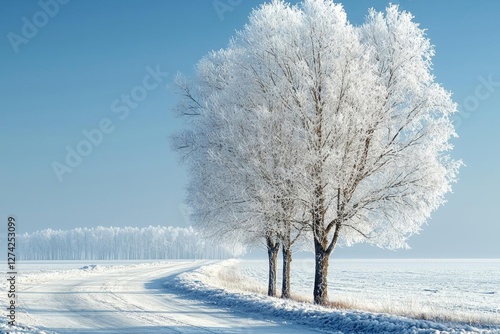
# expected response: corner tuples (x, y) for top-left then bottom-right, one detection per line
(209, 259), (268, 295)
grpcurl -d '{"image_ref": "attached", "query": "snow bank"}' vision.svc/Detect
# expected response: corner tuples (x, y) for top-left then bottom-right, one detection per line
(172, 260), (500, 334)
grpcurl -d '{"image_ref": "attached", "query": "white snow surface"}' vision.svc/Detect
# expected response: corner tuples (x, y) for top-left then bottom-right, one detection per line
(237, 258), (500, 324)
(1, 259), (499, 333)
(175, 260), (500, 334)
(1, 260), (319, 333)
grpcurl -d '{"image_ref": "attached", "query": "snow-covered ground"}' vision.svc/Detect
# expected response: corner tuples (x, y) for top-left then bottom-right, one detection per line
(236, 258), (500, 324)
(1, 259), (499, 333)
(1, 260), (321, 333)
(176, 260), (500, 334)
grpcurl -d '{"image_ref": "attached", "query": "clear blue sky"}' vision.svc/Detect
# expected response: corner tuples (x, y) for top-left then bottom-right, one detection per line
(1, 1), (499, 258)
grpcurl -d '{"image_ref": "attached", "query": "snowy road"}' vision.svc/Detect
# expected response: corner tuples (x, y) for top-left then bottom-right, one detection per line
(16, 261), (320, 334)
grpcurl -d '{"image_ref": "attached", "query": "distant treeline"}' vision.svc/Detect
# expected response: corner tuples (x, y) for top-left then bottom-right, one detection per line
(18, 225), (237, 260)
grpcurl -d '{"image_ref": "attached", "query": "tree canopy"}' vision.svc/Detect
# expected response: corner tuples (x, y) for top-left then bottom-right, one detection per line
(173, 0), (461, 304)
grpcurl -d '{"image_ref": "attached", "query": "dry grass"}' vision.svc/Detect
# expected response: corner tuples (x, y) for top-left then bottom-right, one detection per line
(212, 263), (268, 295)
(285, 291), (500, 326)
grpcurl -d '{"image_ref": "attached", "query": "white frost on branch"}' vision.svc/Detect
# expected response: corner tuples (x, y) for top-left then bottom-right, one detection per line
(172, 0), (461, 255)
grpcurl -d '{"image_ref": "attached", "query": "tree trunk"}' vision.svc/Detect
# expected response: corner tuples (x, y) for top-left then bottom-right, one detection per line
(281, 241), (292, 299)
(311, 160), (330, 305)
(266, 235), (280, 297)
(313, 239), (330, 305)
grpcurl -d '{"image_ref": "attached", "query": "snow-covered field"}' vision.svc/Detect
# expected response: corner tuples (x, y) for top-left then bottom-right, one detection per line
(1, 259), (499, 333)
(235, 258), (500, 324)
(176, 260), (500, 333)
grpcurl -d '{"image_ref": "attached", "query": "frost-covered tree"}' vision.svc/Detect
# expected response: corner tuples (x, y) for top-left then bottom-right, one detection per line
(286, 1), (460, 305)
(173, 0), (460, 305)
(173, 57), (301, 297)
(18, 226), (237, 260)
(172, 2), (308, 297)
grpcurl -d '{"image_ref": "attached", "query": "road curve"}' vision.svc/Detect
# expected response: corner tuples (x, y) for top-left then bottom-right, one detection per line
(17, 261), (320, 334)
